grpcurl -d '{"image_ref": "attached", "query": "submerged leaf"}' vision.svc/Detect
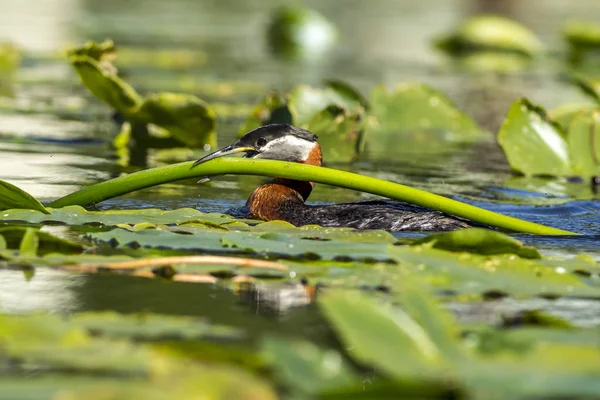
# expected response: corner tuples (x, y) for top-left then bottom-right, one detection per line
(136, 92), (217, 149)
(498, 98), (571, 176)
(435, 15), (543, 57)
(0, 180), (49, 214)
(412, 228), (541, 259)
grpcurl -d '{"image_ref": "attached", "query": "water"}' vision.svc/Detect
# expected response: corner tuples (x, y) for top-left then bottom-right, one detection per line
(1, 0), (600, 325)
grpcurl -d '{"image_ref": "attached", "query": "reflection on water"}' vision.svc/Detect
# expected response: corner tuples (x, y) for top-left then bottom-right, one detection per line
(0, 269), (81, 314)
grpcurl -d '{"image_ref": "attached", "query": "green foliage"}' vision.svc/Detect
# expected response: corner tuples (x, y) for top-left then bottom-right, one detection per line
(68, 41), (217, 153)
(563, 20), (600, 64)
(364, 83), (483, 158)
(499, 98), (600, 178)
(0, 180), (49, 214)
(435, 15), (543, 57)
(498, 98), (571, 176)
(412, 228), (541, 259)
(0, 42), (20, 73)
(267, 5), (337, 58)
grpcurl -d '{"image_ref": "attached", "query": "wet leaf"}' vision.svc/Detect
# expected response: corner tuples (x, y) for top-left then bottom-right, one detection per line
(435, 15), (543, 57)
(0, 205), (239, 227)
(566, 110), (600, 177)
(136, 92), (217, 149)
(498, 98), (571, 177)
(0, 180), (49, 214)
(550, 103), (598, 130)
(364, 84), (482, 157)
(319, 290), (451, 380)
(267, 5), (337, 59)
(70, 55), (142, 114)
(412, 228), (541, 259)
(261, 337), (357, 394)
(288, 84), (363, 126)
(305, 105), (362, 162)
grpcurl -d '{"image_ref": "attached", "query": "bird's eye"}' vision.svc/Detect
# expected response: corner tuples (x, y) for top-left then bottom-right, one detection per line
(256, 137), (267, 147)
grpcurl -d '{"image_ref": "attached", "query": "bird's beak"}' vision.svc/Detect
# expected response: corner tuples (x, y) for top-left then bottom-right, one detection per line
(192, 144), (256, 167)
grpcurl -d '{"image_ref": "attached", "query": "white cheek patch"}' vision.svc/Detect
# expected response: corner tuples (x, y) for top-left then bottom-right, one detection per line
(256, 136), (314, 162)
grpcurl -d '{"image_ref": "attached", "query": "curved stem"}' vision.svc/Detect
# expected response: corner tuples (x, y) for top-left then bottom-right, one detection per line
(48, 158), (577, 235)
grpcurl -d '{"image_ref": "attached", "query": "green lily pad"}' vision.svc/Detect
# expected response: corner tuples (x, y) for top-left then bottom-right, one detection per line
(305, 105), (362, 162)
(135, 92), (217, 149)
(435, 15), (543, 57)
(319, 290), (453, 380)
(288, 84), (364, 126)
(0, 205), (239, 227)
(566, 110), (600, 177)
(364, 84), (482, 157)
(412, 228), (541, 259)
(267, 5), (337, 58)
(0, 180), (49, 214)
(498, 98), (571, 177)
(70, 55), (142, 115)
(261, 337), (358, 395)
(550, 103), (599, 130)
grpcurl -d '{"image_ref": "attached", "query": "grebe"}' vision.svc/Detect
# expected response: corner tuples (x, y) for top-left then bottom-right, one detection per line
(193, 124), (471, 231)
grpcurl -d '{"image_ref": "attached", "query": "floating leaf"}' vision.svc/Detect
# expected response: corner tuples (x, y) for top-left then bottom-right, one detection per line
(261, 337), (357, 395)
(435, 15), (543, 57)
(0, 180), (49, 214)
(364, 84), (482, 157)
(305, 105), (362, 162)
(288, 84), (364, 126)
(136, 92), (217, 149)
(498, 98), (571, 177)
(319, 290), (451, 380)
(570, 74), (600, 104)
(412, 228), (541, 259)
(70, 55), (142, 115)
(550, 103), (598, 130)
(566, 110), (600, 177)
(267, 5), (337, 58)
(0, 205), (240, 227)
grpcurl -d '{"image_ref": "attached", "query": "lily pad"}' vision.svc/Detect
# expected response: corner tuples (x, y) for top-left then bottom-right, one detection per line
(498, 98), (571, 177)
(288, 84), (364, 126)
(570, 74), (600, 104)
(70, 55), (142, 115)
(0, 180), (49, 214)
(238, 91), (292, 135)
(319, 290), (453, 380)
(67, 39), (116, 63)
(135, 92), (217, 149)
(412, 228), (541, 259)
(305, 105), (363, 162)
(261, 337), (358, 395)
(267, 5), (337, 58)
(563, 20), (600, 63)
(435, 15), (543, 57)
(364, 84), (482, 157)
(550, 103), (598, 130)
(566, 110), (600, 177)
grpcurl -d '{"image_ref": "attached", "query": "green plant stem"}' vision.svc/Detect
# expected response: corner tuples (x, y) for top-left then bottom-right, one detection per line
(48, 158), (577, 235)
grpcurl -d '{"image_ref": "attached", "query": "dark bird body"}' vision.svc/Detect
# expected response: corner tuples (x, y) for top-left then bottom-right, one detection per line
(193, 124), (471, 232)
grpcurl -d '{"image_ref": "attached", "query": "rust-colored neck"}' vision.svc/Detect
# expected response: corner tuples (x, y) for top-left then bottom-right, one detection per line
(245, 143), (322, 221)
